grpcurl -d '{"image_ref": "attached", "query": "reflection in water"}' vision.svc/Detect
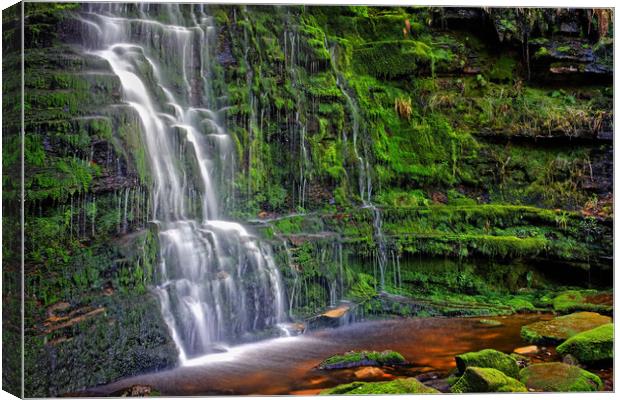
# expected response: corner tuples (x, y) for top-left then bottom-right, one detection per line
(86, 314), (552, 396)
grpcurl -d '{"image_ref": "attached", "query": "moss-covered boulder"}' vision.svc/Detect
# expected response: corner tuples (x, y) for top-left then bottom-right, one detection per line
(556, 323), (613, 364)
(553, 290), (613, 315)
(521, 312), (611, 344)
(318, 350), (406, 370)
(455, 349), (519, 378)
(519, 362), (604, 392)
(321, 378), (439, 395)
(451, 367), (528, 393)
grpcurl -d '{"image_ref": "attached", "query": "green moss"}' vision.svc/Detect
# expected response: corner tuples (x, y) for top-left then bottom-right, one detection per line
(552, 290), (613, 315)
(455, 349), (519, 379)
(319, 350), (406, 369)
(321, 378), (439, 395)
(521, 312), (612, 344)
(452, 367), (527, 393)
(519, 362), (604, 392)
(556, 324), (613, 364)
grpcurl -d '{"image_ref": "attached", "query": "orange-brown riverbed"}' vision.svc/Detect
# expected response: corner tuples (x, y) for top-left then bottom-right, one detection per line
(82, 313), (612, 396)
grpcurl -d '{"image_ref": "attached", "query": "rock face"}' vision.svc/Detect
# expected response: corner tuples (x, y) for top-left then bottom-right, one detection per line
(519, 362), (604, 392)
(451, 367), (528, 393)
(455, 349), (520, 378)
(321, 378), (440, 395)
(318, 350), (406, 370)
(556, 323), (613, 364)
(521, 312), (612, 344)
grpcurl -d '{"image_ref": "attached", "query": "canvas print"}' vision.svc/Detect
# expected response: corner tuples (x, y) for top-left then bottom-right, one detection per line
(1, 2), (614, 397)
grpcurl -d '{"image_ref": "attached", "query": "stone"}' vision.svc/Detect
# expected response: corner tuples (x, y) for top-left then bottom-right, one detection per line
(353, 367), (390, 380)
(519, 362), (604, 392)
(513, 345), (539, 355)
(552, 290), (613, 315)
(112, 384), (159, 397)
(321, 378), (440, 395)
(455, 349), (519, 378)
(556, 323), (613, 364)
(521, 312), (611, 344)
(479, 319), (502, 327)
(451, 367), (528, 393)
(318, 350), (406, 370)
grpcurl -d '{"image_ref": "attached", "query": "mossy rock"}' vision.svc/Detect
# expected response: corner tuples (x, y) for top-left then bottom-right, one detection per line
(553, 290), (613, 315)
(479, 319), (502, 327)
(318, 350), (406, 370)
(556, 324), (613, 364)
(321, 378), (439, 395)
(521, 312), (611, 345)
(455, 349), (519, 378)
(451, 367), (527, 393)
(519, 362), (604, 392)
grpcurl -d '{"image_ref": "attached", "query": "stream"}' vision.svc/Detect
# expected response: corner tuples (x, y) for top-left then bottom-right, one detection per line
(81, 313), (575, 396)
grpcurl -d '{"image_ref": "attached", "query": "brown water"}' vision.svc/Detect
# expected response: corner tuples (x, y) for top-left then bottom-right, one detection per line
(84, 313), (553, 396)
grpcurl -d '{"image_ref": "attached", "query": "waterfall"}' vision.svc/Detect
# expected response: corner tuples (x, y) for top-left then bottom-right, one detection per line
(327, 39), (387, 290)
(75, 3), (288, 364)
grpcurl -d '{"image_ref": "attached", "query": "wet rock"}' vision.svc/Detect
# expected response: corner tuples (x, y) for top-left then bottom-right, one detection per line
(321, 378), (440, 395)
(479, 319), (502, 327)
(112, 384), (159, 397)
(455, 349), (519, 378)
(519, 362), (604, 392)
(556, 323), (613, 364)
(521, 311), (611, 344)
(318, 350), (406, 370)
(306, 303), (355, 330)
(451, 367), (527, 393)
(353, 367), (391, 380)
(562, 354), (581, 366)
(513, 345), (539, 355)
(552, 290), (613, 315)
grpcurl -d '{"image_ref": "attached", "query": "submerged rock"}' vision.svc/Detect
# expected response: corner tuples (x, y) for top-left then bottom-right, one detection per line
(353, 367), (391, 380)
(519, 362), (604, 392)
(513, 345), (539, 355)
(455, 349), (519, 378)
(479, 319), (502, 327)
(556, 323), (613, 364)
(320, 378), (439, 395)
(111, 384), (159, 397)
(521, 312), (611, 344)
(318, 350), (406, 370)
(451, 367), (527, 393)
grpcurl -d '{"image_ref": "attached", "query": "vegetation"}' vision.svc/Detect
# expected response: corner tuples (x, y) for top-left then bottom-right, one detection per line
(4, 3), (613, 396)
(556, 324), (613, 364)
(519, 363), (604, 392)
(455, 349), (520, 379)
(451, 367), (527, 393)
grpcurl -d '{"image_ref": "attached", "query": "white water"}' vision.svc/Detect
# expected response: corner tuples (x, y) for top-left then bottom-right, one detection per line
(76, 3), (288, 364)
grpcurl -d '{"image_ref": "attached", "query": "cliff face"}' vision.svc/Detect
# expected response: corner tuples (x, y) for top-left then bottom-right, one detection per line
(2, 3), (612, 396)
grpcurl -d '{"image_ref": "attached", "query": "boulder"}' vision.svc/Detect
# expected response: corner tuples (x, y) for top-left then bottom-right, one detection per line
(455, 349), (519, 378)
(321, 378), (439, 395)
(451, 367), (527, 393)
(552, 290), (613, 315)
(353, 367), (391, 380)
(521, 312), (611, 344)
(556, 323), (613, 364)
(318, 350), (406, 370)
(519, 362), (603, 392)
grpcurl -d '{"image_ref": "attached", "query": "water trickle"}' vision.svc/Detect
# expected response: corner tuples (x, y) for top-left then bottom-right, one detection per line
(326, 38), (388, 291)
(77, 4), (288, 364)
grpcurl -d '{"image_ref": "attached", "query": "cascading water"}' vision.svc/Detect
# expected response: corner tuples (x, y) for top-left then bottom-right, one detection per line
(327, 39), (388, 290)
(75, 3), (288, 364)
